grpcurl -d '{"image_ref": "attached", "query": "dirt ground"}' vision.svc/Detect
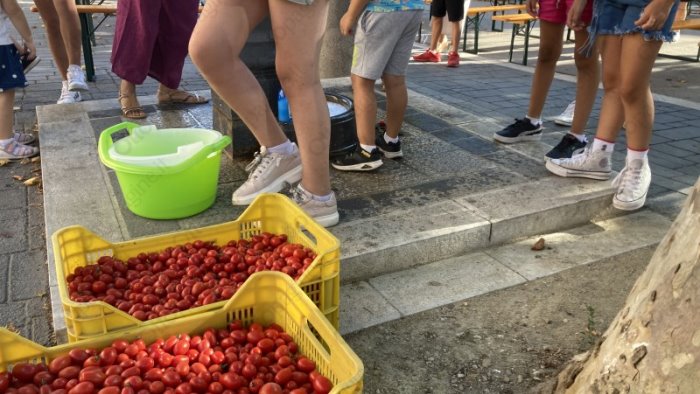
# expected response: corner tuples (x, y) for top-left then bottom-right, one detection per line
(344, 246), (656, 393)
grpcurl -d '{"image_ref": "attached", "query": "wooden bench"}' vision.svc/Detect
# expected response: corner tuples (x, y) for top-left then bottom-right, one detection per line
(659, 18), (700, 62)
(492, 13), (537, 65)
(31, 2), (204, 82)
(462, 4), (527, 54)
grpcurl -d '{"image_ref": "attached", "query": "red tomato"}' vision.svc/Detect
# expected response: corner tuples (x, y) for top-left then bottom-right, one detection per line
(295, 357), (315, 373)
(82, 356), (101, 368)
(98, 386), (121, 394)
(175, 362), (190, 377)
(67, 382), (95, 394)
(311, 375), (332, 394)
(135, 357), (154, 372)
(104, 375), (123, 387)
(259, 383), (282, 394)
(17, 385), (40, 394)
(162, 370), (181, 387)
(174, 383), (192, 394)
(121, 366), (140, 379)
(78, 366), (106, 386)
(105, 365), (123, 376)
(248, 378), (264, 393)
(291, 372), (309, 385)
(218, 373), (244, 390)
(49, 355), (73, 375)
(123, 376), (143, 390)
(174, 340), (190, 356)
(188, 376), (207, 393)
(12, 363), (37, 383)
(0, 372), (10, 392)
(32, 371), (54, 387)
(58, 366), (80, 381)
(274, 368), (292, 386)
(99, 347), (118, 366)
(207, 382), (224, 394)
(51, 377), (68, 389)
(289, 389), (308, 394)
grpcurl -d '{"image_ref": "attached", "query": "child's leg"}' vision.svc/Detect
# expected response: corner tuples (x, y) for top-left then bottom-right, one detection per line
(54, 0), (82, 66)
(352, 74), (378, 146)
(569, 29), (599, 135)
(381, 74), (407, 139)
(595, 37), (625, 143)
(34, 0), (69, 79)
(0, 90), (14, 141)
(617, 34), (663, 150)
(526, 20), (565, 120)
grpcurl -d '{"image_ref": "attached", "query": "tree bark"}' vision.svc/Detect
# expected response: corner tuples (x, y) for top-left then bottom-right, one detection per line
(543, 179), (700, 393)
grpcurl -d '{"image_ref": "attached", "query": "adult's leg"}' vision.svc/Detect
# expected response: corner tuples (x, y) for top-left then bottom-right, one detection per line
(381, 74), (407, 139)
(53, 0), (82, 66)
(569, 29), (599, 135)
(352, 74), (377, 146)
(617, 34), (663, 150)
(33, 0), (68, 79)
(526, 20), (565, 119)
(189, 0), (278, 146)
(269, 0), (331, 196)
(594, 36), (625, 142)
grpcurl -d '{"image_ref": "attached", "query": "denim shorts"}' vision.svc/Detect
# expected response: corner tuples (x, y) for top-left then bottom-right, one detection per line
(591, 0), (680, 42)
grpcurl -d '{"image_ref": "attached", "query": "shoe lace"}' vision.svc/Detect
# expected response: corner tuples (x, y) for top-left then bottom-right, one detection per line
(612, 163), (643, 194)
(561, 146), (593, 166)
(289, 186), (308, 205)
(244, 148), (280, 179)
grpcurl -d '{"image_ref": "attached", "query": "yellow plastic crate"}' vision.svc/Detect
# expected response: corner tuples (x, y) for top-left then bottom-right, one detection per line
(0, 272), (363, 393)
(52, 193), (340, 342)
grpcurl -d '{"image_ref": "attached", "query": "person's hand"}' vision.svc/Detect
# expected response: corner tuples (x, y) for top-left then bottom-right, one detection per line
(23, 41), (37, 60)
(567, 0), (589, 31)
(635, 0), (674, 30)
(339, 12), (357, 36)
(526, 0), (539, 18)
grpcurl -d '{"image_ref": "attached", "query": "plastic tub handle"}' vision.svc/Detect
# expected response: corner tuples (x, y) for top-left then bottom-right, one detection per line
(98, 122), (141, 169)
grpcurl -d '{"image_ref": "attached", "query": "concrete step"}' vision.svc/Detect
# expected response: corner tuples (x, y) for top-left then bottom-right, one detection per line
(38, 84), (618, 342)
(339, 209), (672, 334)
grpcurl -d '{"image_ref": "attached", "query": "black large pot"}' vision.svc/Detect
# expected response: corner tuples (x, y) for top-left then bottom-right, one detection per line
(279, 93), (357, 158)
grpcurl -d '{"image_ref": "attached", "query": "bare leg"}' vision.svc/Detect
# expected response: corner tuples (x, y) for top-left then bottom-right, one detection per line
(569, 29), (599, 135)
(450, 21), (461, 52)
(54, 0), (82, 66)
(0, 90), (15, 140)
(595, 36), (625, 142)
(617, 34), (663, 150)
(526, 20), (565, 119)
(381, 73), (407, 139)
(189, 0), (280, 147)
(429, 17), (443, 51)
(33, 0), (69, 79)
(269, 0), (331, 196)
(351, 74), (377, 146)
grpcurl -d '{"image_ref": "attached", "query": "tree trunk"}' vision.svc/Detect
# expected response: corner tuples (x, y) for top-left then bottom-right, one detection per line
(543, 179), (700, 393)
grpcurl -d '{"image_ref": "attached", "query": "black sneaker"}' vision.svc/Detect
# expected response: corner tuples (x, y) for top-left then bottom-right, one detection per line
(20, 53), (40, 75)
(332, 147), (383, 171)
(545, 134), (587, 161)
(376, 121), (403, 136)
(375, 132), (402, 159)
(493, 118), (543, 144)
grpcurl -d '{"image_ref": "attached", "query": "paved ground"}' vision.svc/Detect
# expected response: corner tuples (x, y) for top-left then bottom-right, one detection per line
(1, 0), (699, 352)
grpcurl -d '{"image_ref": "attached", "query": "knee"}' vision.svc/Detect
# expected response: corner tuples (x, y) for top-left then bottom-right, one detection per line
(381, 75), (405, 91)
(618, 81), (646, 103)
(602, 69), (619, 93)
(188, 30), (225, 75)
(276, 62), (318, 95)
(537, 45), (561, 65)
(574, 52), (598, 73)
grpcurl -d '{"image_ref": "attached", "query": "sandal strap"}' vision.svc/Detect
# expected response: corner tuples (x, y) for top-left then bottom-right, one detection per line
(13, 132), (36, 144)
(0, 140), (38, 157)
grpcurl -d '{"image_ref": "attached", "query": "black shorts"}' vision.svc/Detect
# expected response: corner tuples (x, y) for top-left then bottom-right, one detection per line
(430, 0), (465, 22)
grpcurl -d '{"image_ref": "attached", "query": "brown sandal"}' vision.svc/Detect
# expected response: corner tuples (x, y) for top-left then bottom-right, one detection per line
(157, 89), (209, 105)
(118, 93), (147, 119)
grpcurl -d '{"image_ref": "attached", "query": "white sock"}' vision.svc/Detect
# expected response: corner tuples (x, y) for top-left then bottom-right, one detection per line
(267, 140), (294, 155)
(383, 133), (399, 144)
(62, 80), (69, 88)
(592, 138), (615, 153)
(68, 64), (81, 70)
(627, 148), (649, 161)
(0, 138), (12, 145)
(569, 133), (587, 143)
(360, 144), (376, 153)
(299, 184), (333, 202)
(526, 115), (541, 126)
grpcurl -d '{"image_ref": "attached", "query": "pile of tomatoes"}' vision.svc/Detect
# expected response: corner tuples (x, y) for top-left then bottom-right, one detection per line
(66, 234), (316, 321)
(1, 321), (333, 394)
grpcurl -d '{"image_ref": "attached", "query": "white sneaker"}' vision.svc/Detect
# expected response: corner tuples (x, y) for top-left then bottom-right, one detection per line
(232, 144), (302, 205)
(290, 185), (339, 228)
(612, 157), (651, 211)
(67, 65), (88, 91)
(553, 100), (576, 127)
(57, 83), (82, 104)
(545, 146), (612, 180)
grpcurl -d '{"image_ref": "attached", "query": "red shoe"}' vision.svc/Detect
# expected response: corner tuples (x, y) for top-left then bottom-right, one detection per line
(447, 51), (460, 68)
(413, 50), (440, 63)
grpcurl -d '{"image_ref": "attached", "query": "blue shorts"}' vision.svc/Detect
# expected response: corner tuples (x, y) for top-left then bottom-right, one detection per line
(0, 44), (27, 92)
(592, 0), (680, 42)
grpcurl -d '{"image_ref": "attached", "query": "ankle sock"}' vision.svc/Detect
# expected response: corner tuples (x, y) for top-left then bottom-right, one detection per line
(592, 138), (615, 153)
(299, 184), (333, 202)
(526, 115), (541, 126)
(569, 133), (587, 143)
(383, 133), (399, 144)
(360, 143), (376, 153)
(267, 140), (294, 155)
(627, 148), (649, 161)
